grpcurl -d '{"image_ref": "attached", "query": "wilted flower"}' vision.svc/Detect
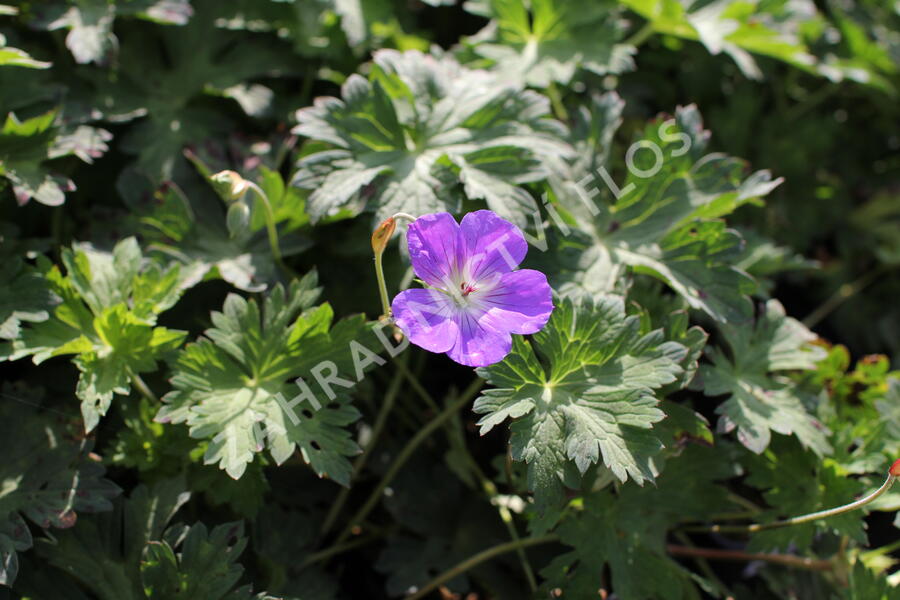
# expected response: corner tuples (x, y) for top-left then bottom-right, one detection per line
(391, 210), (553, 367)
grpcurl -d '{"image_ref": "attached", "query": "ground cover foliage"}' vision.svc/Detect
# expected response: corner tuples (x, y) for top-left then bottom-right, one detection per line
(1, 0), (899, 598)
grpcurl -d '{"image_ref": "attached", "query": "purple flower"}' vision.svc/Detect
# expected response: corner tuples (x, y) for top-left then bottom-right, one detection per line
(391, 210), (554, 367)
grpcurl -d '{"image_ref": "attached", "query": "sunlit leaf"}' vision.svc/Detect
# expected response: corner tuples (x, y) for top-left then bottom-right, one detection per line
(292, 49), (572, 227)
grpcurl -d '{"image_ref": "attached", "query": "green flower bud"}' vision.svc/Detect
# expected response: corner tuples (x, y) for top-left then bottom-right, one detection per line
(210, 170), (250, 202)
(226, 200), (251, 238)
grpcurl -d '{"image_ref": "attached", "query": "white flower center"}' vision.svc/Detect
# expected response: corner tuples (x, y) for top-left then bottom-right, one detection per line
(440, 264), (500, 309)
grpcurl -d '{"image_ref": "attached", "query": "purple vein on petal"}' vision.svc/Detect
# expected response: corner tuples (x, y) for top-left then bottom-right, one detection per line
(407, 213), (460, 287)
(459, 210), (528, 281)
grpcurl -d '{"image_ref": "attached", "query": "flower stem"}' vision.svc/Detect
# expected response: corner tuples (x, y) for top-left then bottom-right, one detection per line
(667, 544), (832, 572)
(371, 212), (416, 319)
(300, 534), (379, 569)
(246, 181), (293, 278)
(474, 461), (538, 591)
(391, 362), (536, 588)
(131, 373), (158, 403)
(331, 377), (484, 547)
(415, 375), (536, 591)
(672, 532), (734, 597)
(405, 535), (559, 600)
(546, 81), (569, 122)
(695, 469), (897, 534)
(392, 358), (441, 414)
(802, 263), (893, 329)
(374, 250), (392, 318)
(318, 361), (405, 541)
(625, 21), (655, 47)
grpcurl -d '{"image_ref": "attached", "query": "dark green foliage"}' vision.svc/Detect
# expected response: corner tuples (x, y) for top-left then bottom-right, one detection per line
(1, 0), (898, 598)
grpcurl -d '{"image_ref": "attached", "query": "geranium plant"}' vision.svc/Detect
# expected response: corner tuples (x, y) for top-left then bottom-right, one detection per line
(1, 1), (898, 598)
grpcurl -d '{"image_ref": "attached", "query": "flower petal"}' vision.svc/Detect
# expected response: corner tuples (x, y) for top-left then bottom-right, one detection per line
(407, 212), (460, 287)
(391, 288), (458, 353)
(479, 269), (554, 335)
(458, 210), (528, 281)
(447, 310), (513, 367)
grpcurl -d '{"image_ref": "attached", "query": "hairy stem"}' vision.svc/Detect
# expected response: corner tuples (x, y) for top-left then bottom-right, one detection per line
(131, 373), (158, 403)
(246, 181), (293, 278)
(392, 358), (440, 414)
(450, 422), (537, 592)
(300, 534), (379, 569)
(391, 362), (535, 588)
(803, 264), (893, 328)
(672, 532), (734, 597)
(667, 545), (832, 572)
(696, 471), (896, 534)
(318, 363), (405, 541)
(546, 81), (569, 122)
(374, 249), (392, 318)
(371, 212), (416, 319)
(625, 22), (655, 48)
(405, 535), (559, 600)
(480, 473), (538, 591)
(332, 377), (484, 547)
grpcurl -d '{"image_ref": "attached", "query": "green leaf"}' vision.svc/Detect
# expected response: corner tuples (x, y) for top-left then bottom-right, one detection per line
(141, 522), (251, 599)
(34, 478), (192, 600)
(75, 2), (288, 182)
(846, 561), (900, 600)
(209, 0), (387, 57)
(29, 0), (191, 65)
(157, 274), (374, 483)
(375, 460), (498, 596)
(251, 506), (338, 599)
(0, 35), (52, 68)
(875, 378), (900, 443)
(117, 0), (193, 25)
(50, 125), (113, 164)
(0, 108), (111, 206)
(0, 385), (120, 586)
(0, 110), (69, 206)
(190, 461), (269, 519)
(377, 536), (469, 596)
(465, 0), (635, 87)
(74, 305), (185, 430)
(3, 238), (190, 431)
(46, 0), (117, 65)
(473, 295), (687, 514)
(0, 257), (55, 340)
(549, 99), (780, 323)
(543, 445), (734, 599)
(253, 166), (310, 232)
(292, 49), (572, 227)
(697, 299), (831, 456)
(734, 227), (818, 297)
(110, 395), (197, 474)
(138, 182), (310, 293)
(813, 351), (898, 476)
(744, 437), (867, 551)
(620, 0), (819, 79)
(34, 477), (284, 599)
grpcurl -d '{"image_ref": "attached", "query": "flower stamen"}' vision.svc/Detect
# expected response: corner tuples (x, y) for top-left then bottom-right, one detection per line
(460, 281), (477, 297)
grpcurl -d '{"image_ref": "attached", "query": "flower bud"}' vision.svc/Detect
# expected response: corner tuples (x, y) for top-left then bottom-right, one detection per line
(371, 216), (396, 255)
(210, 170), (250, 201)
(890, 458), (900, 477)
(226, 200), (251, 238)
